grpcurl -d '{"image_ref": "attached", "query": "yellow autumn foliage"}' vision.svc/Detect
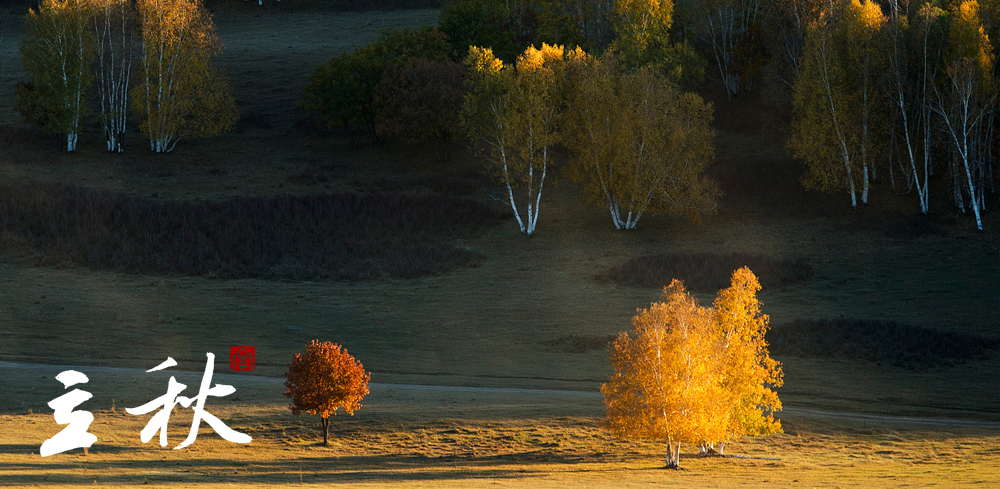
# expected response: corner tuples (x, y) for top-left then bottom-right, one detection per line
(602, 267), (782, 468)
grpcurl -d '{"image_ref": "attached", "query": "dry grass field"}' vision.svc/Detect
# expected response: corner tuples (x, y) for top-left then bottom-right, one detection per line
(1, 1), (1000, 486)
(3, 364), (1000, 487)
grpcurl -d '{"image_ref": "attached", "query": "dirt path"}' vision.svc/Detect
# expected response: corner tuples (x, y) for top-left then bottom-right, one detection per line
(5, 361), (999, 429)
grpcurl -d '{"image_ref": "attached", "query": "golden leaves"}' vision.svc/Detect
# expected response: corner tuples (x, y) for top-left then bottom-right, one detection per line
(467, 46), (503, 78)
(563, 53), (718, 228)
(133, 0), (235, 150)
(602, 268), (782, 450)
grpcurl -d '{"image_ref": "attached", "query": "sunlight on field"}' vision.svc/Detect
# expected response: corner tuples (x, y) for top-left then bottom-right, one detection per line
(3, 402), (1000, 488)
(3, 375), (999, 488)
(3, 1), (1000, 487)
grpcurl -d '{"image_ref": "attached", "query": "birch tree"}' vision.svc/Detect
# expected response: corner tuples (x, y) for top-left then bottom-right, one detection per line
(19, 0), (94, 152)
(789, 0), (886, 208)
(564, 53), (719, 230)
(698, 0), (764, 99)
(882, 2), (948, 214)
(133, 0), (236, 153)
(705, 267), (782, 455)
(91, 0), (137, 152)
(602, 269), (783, 469)
(463, 44), (582, 236)
(932, 0), (996, 231)
(602, 280), (727, 469)
(769, 0), (827, 98)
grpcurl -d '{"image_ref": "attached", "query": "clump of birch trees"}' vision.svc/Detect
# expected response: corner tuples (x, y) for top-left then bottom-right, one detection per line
(462, 44), (719, 236)
(788, 0), (999, 231)
(16, 0), (236, 153)
(602, 267), (783, 469)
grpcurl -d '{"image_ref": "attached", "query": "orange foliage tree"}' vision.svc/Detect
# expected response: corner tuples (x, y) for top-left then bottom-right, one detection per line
(602, 267), (782, 468)
(283, 340), (371, 446)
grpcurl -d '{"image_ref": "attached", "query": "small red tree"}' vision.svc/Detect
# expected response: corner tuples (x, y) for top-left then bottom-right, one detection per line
(283, 340), (371, 446)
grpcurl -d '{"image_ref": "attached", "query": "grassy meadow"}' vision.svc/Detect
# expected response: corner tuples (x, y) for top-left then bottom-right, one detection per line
(1, 1), (1000, 486)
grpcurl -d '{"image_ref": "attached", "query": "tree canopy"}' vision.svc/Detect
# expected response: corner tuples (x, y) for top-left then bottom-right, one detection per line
(602, 267), (782, 468)
(284, 340), (371, 446)
(564, 53), (719, 230)
(18, 0), (94, 151)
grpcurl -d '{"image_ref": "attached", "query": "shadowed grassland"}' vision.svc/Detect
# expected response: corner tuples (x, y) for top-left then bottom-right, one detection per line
(769, 318), (998, 370)
(604, 252), (813, 292)
(0, 3), (997, 418)
(0, 182), (497, 280)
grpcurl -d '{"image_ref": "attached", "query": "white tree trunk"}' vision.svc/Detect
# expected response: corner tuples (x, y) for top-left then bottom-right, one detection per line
(666, 441), (681, 469)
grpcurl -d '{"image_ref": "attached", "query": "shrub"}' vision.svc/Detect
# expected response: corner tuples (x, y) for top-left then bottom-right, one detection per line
(13, 81), (59, 132)
(767, 318), (997, 369)
(302, 26), (450, 145)
(0, 182), (498, 280)
(605, 252), (812, 292)
(439, 1), (518, 61)
(376, 56), (468, 160)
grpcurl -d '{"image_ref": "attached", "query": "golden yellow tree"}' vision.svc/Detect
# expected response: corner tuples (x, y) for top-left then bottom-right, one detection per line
(707, 266), (782, 455)
(602, 268), (782, 468)
(603, 280), (728, 468)
(463, 43), (585, 235)
(564, 53), (719, 230)
(133, 0), (236, 153)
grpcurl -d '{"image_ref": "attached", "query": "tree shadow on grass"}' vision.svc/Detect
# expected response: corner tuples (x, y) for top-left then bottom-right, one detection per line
(0, 451), (622, 485)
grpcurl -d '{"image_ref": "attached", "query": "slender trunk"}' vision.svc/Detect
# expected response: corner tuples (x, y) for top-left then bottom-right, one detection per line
(960, 145), (984, 231)
(862, 165), (869, 205)
(666, 441), (681, 469)
(816, 37), (857, 208)
(321, 416), (330, 446)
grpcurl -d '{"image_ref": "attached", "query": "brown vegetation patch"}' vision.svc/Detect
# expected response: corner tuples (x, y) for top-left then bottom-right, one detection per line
(604, 253), (812, 292)
(359, 173), (484, 196)
(544, 334), (617, 354)
(768, 319), (998, 369)
(0, 182), (498, 280)
(0, 124), (56, 149)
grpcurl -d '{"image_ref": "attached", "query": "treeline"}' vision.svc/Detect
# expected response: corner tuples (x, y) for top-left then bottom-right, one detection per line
(302, 0), (1000, 232)
(304, 1), (718, 236)
(788, 0), (999, 231)
(16, 0), (236, 153)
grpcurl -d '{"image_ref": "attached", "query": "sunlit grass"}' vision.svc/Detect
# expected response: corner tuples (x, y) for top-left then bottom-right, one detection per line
(3, 400), (999, 488)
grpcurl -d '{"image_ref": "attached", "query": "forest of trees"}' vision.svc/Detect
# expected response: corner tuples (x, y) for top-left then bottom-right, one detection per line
(17, 0), (236, 153)
(300, 0), (1000, 232)
(21, 0), (996, 228)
